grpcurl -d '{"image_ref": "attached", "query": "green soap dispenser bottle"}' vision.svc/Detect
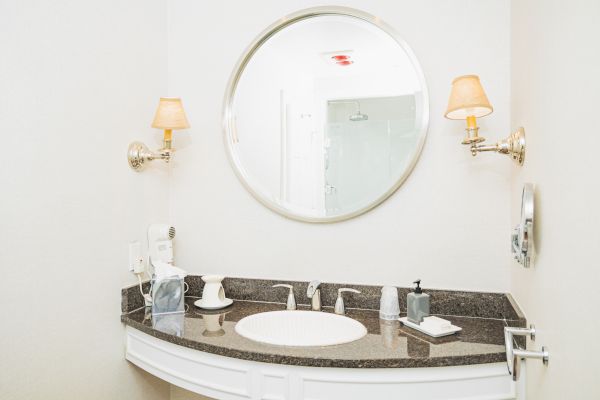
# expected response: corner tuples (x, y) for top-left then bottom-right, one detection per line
(407, 279), (430, 324)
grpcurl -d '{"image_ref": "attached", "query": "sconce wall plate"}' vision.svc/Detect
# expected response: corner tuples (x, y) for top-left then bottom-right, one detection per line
(127, 141), (170, 171)
(500, 127), (526, 165)
(512, 183), (534, 267)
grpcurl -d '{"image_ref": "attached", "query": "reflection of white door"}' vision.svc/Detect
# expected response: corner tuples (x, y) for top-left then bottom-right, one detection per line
(324, 96), (417, 216)
(280, 91), (321, 214)
(325, 120), (391, 215)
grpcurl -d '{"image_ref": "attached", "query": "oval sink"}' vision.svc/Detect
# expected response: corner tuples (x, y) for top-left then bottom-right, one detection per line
(235, 310), (367, 347)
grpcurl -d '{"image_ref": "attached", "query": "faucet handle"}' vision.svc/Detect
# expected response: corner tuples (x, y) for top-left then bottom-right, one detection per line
(272, 284), (296, 310)
(335, 288), (361, 315)
(273, 284), (293, 289)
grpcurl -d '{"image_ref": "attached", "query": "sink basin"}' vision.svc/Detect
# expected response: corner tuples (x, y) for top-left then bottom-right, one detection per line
(235, 310), (367, 347)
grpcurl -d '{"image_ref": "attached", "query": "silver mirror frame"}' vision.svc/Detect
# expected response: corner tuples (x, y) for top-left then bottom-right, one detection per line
(222, 6), (430, 223)
(512, 183), (535, 267)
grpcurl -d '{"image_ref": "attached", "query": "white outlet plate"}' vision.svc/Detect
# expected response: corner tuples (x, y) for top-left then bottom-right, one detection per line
(129, 241), (144, 273)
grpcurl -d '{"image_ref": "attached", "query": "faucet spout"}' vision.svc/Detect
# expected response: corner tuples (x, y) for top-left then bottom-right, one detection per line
(306, 280), (322, 311)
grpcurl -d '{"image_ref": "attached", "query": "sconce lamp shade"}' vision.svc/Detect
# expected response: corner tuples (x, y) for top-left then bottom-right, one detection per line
(151, 97), (190, 130)
(445, 75), (493, 120)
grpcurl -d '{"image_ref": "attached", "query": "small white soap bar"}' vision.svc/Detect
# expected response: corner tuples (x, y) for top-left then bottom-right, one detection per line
(420, 316), (452, 331)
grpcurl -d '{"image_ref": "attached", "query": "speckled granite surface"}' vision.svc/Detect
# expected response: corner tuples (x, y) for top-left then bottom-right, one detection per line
(121, 276), (525, 368)
(123, 276), (524, 320)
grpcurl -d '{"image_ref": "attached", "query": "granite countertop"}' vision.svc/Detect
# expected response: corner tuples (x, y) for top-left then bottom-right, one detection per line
(121, 276), (525, 369)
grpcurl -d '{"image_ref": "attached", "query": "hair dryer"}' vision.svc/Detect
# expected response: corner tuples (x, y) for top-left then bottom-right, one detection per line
(148, 224), (176, 267)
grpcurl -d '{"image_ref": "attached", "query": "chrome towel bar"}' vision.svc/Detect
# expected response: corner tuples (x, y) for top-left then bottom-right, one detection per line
(504, 325), (549, 381)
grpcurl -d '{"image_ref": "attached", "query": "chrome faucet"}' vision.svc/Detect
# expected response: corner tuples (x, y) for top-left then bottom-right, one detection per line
(272, 284), (297, 310)
(334, 288), (361, 315)
(306, 280), (322, 311)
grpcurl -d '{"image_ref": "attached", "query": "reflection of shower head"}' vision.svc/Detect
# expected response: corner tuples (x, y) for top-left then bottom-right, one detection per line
(328, 99), (369, 121)
(349, 111), (368, 122)
(348, 100), (368, 121)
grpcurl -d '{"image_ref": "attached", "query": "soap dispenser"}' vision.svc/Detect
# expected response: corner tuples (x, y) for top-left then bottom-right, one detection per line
(407, 279), (430, 324)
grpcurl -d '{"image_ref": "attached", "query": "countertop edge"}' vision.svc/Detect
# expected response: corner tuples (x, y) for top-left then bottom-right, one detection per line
(121, 315), (507, 369)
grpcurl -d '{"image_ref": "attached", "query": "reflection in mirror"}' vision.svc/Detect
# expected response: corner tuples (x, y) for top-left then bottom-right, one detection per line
(225, 9), (428, 222)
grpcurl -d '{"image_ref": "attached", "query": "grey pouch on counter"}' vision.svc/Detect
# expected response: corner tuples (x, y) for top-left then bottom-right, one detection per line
(151, 277), (185, 316)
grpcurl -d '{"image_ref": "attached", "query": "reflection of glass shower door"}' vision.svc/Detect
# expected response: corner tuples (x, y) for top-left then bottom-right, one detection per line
(324, 120), (391, 215)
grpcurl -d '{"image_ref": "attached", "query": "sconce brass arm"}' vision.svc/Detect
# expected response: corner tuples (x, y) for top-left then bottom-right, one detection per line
(467, 127), (526, 165)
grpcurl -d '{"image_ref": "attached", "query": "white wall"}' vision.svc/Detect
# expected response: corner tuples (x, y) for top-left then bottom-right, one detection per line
(0, 0), (171, 399)
(510, 1), (600, 399)
(167, 0), (512, 292)
(0, 1), (531, 399)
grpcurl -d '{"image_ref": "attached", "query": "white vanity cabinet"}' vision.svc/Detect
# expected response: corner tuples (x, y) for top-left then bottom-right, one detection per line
(126, 327), (521, 400)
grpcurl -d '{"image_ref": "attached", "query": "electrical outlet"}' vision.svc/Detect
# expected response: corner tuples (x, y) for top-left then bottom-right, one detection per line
(129, 241), (144, 274)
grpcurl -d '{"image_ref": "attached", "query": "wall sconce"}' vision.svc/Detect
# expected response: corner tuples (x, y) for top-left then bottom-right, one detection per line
(127, 97), (190, 171)
(445, 75), (525, 165)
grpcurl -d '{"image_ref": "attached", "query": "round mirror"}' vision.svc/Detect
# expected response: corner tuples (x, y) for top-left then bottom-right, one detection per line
(223, 7), (429, 222)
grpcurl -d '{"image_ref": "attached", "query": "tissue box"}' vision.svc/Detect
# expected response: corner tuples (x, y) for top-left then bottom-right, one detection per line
(151, 277), (185, 316)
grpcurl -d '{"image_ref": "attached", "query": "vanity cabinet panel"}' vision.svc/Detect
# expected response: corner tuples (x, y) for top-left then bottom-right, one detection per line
(126, 328), (251, 399)
(125, 327), (520, 400)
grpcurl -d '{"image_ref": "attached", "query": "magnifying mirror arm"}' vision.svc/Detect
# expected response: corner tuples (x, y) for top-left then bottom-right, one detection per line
(512, 183), (535, 268)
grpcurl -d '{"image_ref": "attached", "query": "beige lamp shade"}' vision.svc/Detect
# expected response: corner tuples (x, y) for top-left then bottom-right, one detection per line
(445, 75), (493, 120)
(151, 97), (190, 130)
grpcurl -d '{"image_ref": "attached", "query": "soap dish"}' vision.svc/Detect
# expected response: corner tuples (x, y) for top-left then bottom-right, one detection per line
(399, 316), (462, 338)
(194, 298), (234, 310)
